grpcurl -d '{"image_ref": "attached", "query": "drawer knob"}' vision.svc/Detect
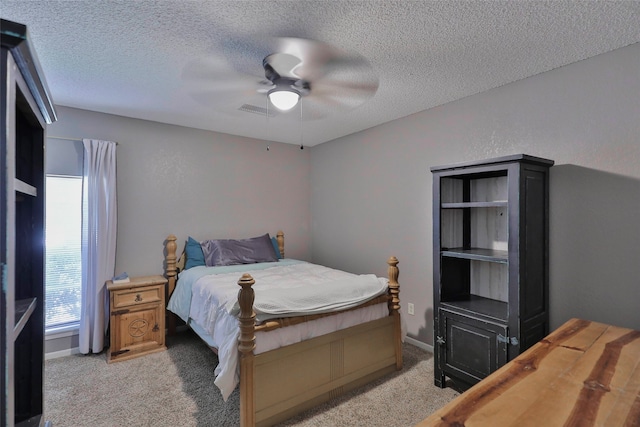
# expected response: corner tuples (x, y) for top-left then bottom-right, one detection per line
(135, 294), (142, 302)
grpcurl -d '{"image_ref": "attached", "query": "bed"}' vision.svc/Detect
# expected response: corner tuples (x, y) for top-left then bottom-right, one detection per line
(164, 231), (403, 427)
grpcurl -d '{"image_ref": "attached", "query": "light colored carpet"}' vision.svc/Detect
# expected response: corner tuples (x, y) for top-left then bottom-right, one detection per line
(44, 330), (458, 426)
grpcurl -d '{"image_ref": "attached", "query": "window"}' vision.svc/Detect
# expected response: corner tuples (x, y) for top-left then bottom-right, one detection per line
(45, 175), (82, 330)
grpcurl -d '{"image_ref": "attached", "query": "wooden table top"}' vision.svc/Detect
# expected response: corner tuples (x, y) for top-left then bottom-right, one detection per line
(417, 318), (640, 427)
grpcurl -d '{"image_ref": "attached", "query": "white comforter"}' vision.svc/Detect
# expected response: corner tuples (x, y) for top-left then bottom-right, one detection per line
(168, 260), (389, 400)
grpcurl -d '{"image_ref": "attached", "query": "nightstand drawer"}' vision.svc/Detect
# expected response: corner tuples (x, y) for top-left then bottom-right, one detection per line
(112, 286), (162, 308)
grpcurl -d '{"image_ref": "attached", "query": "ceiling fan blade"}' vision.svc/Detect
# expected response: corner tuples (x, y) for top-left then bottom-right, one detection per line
(184, 78), (261, 93)
(256, 84), (276, 94)
(291, 95), (350, 121)
(298, 73), (378, 115)
(270, 38), (375, 82)
(310, 79), (378, 99)
(182, 55), (267, 108)
(262, 61), (281, 82)
(305, 93), (368, 116)
(263, 53), (303, 79)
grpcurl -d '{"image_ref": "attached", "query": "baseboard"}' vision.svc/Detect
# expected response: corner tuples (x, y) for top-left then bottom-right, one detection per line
(46, 325), (191, 359)
(45, 347), (81, 360)
(405, 336), (434, 353)
(44, 329), (432, 358)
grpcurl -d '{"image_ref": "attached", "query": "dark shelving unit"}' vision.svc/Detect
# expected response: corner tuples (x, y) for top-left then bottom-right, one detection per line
(2, 19), (57, 427)
(432, 154), (553, 389)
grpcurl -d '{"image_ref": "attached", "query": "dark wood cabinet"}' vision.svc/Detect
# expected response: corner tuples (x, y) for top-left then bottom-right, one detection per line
(2, 19), (57, 426)
(437, 309), (508, 386)
(431, 154), (553, 389)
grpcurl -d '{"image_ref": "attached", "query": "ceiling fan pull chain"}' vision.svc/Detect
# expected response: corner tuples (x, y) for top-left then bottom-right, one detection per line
(266, 95), (271, 151)
(300, 98), (304, 150)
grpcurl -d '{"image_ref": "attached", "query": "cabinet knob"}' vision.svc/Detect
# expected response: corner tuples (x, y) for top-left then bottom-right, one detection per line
(436, 336), (445, 345)
(135, 294), (142, 302)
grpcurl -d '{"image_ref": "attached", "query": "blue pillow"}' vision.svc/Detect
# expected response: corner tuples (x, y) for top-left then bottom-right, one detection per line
(185, 236), (205, 269)
(271, 236), (282, 259)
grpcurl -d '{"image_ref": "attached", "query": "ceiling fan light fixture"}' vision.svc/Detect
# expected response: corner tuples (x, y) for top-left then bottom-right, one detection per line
(268, 89), (300, 111)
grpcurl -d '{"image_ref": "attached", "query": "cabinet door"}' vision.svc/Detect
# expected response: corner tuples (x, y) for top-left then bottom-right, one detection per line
(438, 310), (508, 385)
(114, 304), (163, 354)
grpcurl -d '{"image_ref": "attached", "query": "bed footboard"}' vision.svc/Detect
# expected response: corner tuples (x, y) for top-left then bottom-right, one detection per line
(238, 257), (402, 427)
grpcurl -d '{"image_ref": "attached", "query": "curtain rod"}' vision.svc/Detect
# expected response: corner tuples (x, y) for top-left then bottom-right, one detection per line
(48, 135), (119, 145)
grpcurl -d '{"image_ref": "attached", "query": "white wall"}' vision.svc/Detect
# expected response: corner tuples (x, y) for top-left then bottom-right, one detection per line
(47, 107), (312, 278)
(310, 42), (640, 345)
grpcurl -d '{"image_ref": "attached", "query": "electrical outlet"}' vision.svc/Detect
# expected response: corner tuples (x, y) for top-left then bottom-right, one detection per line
(407, 303), (415, 315)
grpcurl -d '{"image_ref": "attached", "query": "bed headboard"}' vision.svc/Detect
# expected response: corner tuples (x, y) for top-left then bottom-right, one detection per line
(164, 231), (285, 298)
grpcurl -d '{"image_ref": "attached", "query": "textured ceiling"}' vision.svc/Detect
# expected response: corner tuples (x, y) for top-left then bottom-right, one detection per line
(3, 1), (640, 146)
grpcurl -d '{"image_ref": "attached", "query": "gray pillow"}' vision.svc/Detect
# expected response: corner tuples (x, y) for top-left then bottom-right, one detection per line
(201, 233), (279, 266)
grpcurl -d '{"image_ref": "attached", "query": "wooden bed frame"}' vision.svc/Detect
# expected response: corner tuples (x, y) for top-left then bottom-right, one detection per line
(164, 232), (403, 427)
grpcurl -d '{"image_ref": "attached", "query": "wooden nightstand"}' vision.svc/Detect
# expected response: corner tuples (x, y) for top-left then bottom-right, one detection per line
(107, 275), (167, 363)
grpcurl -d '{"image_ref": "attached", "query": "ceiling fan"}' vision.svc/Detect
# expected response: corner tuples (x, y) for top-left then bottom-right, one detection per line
(182, 37), (379, 120)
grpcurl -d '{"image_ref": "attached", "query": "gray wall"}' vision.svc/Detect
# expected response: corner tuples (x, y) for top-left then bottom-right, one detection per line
(45, 138), (83, 176)
(47, 107), (312, 277)
(310, 42), (640, 346)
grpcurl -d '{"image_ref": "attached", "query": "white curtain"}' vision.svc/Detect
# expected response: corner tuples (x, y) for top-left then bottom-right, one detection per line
(79, 139), (117, 354)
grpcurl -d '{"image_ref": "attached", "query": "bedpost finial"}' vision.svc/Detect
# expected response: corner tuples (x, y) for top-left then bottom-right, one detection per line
(238, 274), (256, 305)
(166, 235), (178, 272)
(387, 256), (400, 313)
(166, 234), (177, 250)
(276, 231), (285, 259)
(387, 256), (399, 285)
(239, 273), (255, 286)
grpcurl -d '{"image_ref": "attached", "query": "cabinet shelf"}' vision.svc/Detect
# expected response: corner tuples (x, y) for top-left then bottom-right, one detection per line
(441, 201), (508, 209)
(13, 298), (37, 341)
(14, 179), (37, 197)
(441, 248), (508, 263)
(441, 296), (508, 322)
